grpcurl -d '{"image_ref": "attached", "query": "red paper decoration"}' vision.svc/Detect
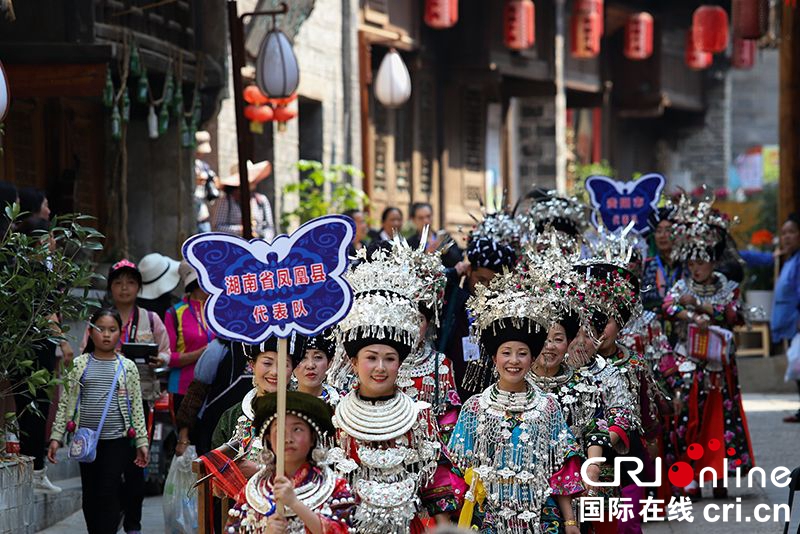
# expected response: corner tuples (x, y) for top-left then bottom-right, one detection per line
(624, 12), (654, 60)
(685, 29), (713, 70)
(244, 104), (274, 123)
(571, 0), (604, 59)
(732, 0), (768, 39)
(732, 37), (756, 69)
(274, 106), (297, 123)
(243, 85), (268, 105)
(503, 0), (536, 50)
(693, 5), (730, 53)
(424, 0), (458, 29)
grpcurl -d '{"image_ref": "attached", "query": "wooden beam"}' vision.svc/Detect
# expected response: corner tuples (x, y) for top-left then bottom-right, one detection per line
(779, 2), (800, 223)
(4, 63), (106, 98)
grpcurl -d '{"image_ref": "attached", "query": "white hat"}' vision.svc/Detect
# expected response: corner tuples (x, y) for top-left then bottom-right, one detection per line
(220, 160), (272, 187)
(178, 260), (199, 290)
(138, 253), (181, 300)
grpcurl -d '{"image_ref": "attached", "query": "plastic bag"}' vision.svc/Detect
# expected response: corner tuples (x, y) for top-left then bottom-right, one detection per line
(786, 333), (800, 382)
(163, 445), (199, 534)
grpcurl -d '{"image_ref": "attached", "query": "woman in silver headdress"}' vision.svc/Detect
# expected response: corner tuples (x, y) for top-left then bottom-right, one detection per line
(292, 330), (341, 408)
(449, 272), (583, 534)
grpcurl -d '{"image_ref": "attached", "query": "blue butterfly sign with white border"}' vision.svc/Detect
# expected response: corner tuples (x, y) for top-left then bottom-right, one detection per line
(585, 173), (666, 234)
(182, 215), (355, 344)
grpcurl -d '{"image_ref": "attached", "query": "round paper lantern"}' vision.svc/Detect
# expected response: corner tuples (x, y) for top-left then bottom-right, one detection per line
(732, 37), (756, 69)
(732, 0), (768, 39)
(256, 29), (299, 100)
(685, 29), (713, 70)
(253, 105), (274, 122)
(504, 0), (536, 50)
(0, 60), (9, 122)
(244, 105), (260, 121)
(273, 105), (297, 123)
(624, 12), (654, 60)
(693, 5), (729, 53)
(374, 49), (412, 108)
(243, 85), (268, 105)
(424, 0), (458, 29)
(571, 0), (604, 59)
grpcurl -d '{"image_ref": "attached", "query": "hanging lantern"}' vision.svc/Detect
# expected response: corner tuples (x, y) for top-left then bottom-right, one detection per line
(424, 0), (458, 29)
(0, 60), (9, 122)
(571, 0), (604, 59)
(244, 105), (260, 122)
(693, 5), (729, 53)
(274, 105), (297, 123)
(732, 37), (756, 69)
(243, 85), (269, 105)
(685, 29), (713, 70)
(503, 0), (536, 50)
(256, 29), (299, 100)
(732, 0), (768, 39)
(624, 12), (654, 60)
(374, 49), (412, 108)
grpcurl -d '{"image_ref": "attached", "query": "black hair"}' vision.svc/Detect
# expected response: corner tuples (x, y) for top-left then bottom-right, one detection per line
(786, 213), (800, 229)
(107, 263), (143, 292)
(84, 308), (123, 354)
(342, 208), (363, 220)
(18, 187), (47, 218)
(557, 311), (581, 342)
(185, 280), (200, 294)
(409, 202), (432, 219)
(381, 206), (402, 223)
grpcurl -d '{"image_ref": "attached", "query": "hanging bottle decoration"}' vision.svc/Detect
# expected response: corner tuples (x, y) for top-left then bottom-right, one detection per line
(180, 117), (192, 148)
(732, 36), (756, 69)
(158, 103), (170, 135)
(256, 29), (300, 99)
(130, 45), (142, 77)
(162, 71), (174, 108)
(503, 0), (536, 51)
(120, 88), (130, 123)
(692, 5), (729, 53)
(103, 67), (115, 108)
(172, 82), (183, 117)
(136, 70), (149, 103)
(374, 50), (412, 108)
(147, 105), (158, 139)
(624, 12), (654, 60)
(110, 104), (122, 140)
(732, 0), (768, 39)
(570, 0), (604, 59)
(424, 0), (458, 29)
(685, 29), (713, 70)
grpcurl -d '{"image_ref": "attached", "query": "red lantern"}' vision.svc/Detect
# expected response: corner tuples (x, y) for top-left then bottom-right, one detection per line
(685, 29), (713, 70)
(692, 5), (729, 53)
(624, 12), (654, 60)
(732, 37), (756, 69)
(244, 104), (259, 121)
(571, 0), (604, 59)
(732, 0), (768, 39)
(243, 85), (268, 105)
(424, 0), (458, 29)
(503, 0), (536, 50)
(273, 106), (297, 123)
(253, 105), (274, 122)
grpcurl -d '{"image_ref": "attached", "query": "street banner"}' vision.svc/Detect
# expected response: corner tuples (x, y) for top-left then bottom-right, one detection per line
(585, 173), (666, 234)
(182, 215), (355, 343)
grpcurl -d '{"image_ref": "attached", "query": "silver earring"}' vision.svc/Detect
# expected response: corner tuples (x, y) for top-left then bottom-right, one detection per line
(311, 445), (327, 465)
(251, 375), (257, 388)
(260, 448), (275, 465)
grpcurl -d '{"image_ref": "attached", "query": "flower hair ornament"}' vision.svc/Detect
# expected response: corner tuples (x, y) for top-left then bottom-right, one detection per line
(669, 190), (737, 263)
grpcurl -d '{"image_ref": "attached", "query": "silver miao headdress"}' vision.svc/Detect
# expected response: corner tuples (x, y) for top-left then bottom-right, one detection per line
(669, 191), (736, 263)
(525, 189), (591, 237)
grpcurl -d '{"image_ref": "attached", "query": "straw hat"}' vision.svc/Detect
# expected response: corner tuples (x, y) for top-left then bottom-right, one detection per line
(195, 131), (212, 154)
(138, 253), (181, 300)
(219, 160), (272, 187)
(178, 259), (199, 290)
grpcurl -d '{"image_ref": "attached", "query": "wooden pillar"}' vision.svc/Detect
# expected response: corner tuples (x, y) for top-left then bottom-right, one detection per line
(779, 2), (800, 223)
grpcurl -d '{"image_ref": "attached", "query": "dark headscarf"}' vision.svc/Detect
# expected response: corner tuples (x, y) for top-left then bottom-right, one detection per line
(467, 236), (517, 273)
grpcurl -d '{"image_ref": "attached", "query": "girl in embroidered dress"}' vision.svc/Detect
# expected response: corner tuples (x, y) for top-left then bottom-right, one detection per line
(663, 195), (754, 498)
(329, 242), (456, 533)
(449, 271), (584, 534)
(226, 392), (355, 533)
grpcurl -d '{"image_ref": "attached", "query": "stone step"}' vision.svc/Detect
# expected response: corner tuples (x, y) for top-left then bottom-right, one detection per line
(32, 476), (82, 533)
(42, 450), (79, 483)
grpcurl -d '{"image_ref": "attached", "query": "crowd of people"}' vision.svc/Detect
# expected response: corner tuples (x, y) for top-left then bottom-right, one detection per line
(5, 174), (800, 534)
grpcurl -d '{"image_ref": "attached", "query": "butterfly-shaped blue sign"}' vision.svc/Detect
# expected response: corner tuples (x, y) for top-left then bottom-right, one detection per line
(585, 174), (666, 234)
(182, 215), (355, 343)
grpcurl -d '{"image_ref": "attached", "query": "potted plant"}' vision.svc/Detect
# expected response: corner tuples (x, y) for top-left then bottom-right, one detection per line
(0, 205), (101, 530)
